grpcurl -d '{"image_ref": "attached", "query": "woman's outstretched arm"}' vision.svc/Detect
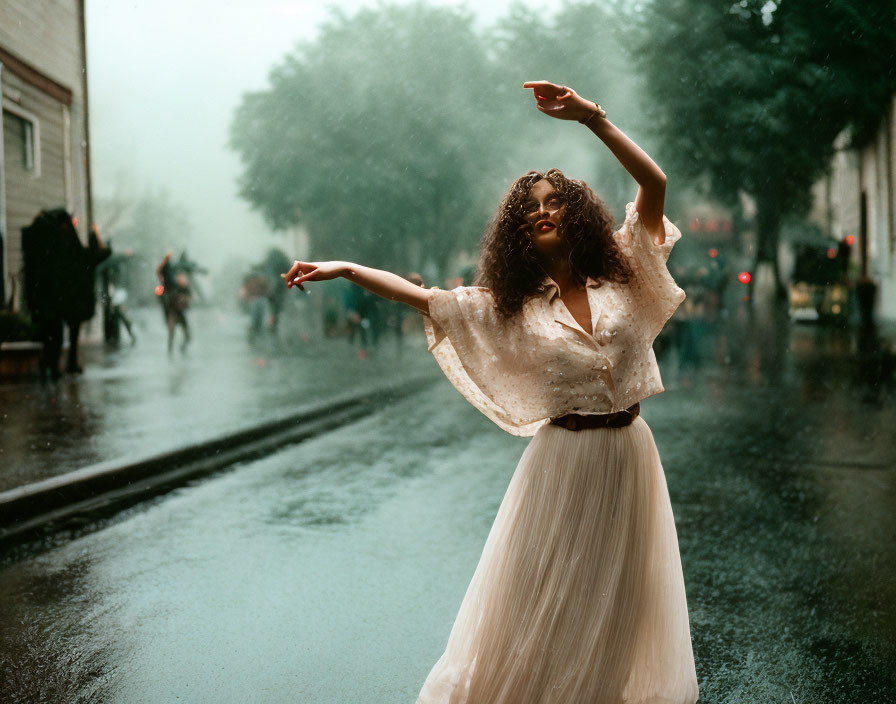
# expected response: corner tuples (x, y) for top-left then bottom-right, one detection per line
(522, 80), (667, 243)
(282, 260), (431, 314)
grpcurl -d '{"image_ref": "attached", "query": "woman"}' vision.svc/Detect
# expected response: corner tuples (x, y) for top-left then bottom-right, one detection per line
(156, 252), (192, 354)
(283, 80), (699, 703)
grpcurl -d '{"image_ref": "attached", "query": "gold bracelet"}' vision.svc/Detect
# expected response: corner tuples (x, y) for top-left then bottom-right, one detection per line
(578, 103), (607, 126)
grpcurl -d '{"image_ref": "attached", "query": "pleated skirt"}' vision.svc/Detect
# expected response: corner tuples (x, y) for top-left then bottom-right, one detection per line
(416, 417), (699, 704)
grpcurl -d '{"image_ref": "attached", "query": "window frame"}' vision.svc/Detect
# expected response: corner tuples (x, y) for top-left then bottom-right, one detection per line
(2, 98), (41, 178)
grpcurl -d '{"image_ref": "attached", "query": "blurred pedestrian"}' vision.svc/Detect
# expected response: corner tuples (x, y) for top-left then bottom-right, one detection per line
(22, 210), (65, 380)
(240, 271), (272, 342)
(260, 249), (291, 338)
(109, 283), (137, 344)
(343, 284), (381, 358)
(156, 252), (192, 354)
(96, 247), (135, 344)
(395, 272), (426, 351)
(22, 210), (109, 379)
(176, 250), (208, 304)
(64, 224), (111, 373)
(282, 80), (697, 702)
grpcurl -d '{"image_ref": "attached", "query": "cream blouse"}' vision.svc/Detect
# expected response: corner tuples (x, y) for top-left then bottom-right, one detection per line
(422, 202), (686, 436)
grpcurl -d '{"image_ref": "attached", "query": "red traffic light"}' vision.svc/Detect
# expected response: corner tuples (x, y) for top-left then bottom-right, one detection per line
(845, 235), (855, 246)
(155, 285), (165, 296)
(738, 271), (752, 284)
(708, 248), (718, 258)
(826, 247), (837, 259)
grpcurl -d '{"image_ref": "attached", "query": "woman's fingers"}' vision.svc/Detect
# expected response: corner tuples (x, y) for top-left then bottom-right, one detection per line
(283, 260), (305, 280)
(523, 80), (558, 90)
(293, 266), (323, 288)
(283, 260), (318, 287)
(525, 81), (581, 120)
(288, 273), (309, 288)
(523, 80), (564, 97)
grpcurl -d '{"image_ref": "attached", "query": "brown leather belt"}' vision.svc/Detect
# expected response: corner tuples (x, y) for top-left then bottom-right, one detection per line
(549, 403), (640, 431)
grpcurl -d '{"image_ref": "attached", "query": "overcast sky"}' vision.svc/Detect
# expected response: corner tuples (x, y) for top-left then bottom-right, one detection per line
(86, 0), (537, 272)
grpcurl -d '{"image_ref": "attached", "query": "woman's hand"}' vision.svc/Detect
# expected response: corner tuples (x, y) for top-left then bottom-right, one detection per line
(523, 81), (599, 122)
(281, 260), (348, 290)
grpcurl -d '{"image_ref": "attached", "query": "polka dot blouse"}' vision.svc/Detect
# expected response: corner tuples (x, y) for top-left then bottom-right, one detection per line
(422, 202), (686, 436)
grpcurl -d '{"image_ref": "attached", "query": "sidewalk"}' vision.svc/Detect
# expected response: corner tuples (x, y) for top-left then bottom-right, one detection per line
(0, 306), (436, 493)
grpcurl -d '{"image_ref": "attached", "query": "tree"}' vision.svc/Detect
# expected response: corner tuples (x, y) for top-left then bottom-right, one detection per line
(637, 0), (896, 295)
(113, 187), (194, 256)
(229, 3), (509, 276)
(230, 2), (676, 277)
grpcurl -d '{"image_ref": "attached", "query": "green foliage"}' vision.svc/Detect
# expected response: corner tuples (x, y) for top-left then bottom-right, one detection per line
(229, 2), (649, 274)
(230, 3), (508, 273)
(111, 187), (194, 258)
(638, 0), (896, 219)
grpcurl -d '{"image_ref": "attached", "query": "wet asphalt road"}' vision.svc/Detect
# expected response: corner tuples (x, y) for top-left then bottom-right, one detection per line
(0, 308), (894, 703)
(0, 306), (433, 491)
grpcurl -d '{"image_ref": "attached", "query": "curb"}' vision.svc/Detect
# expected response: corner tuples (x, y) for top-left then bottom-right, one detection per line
(0, 374), (436, 548)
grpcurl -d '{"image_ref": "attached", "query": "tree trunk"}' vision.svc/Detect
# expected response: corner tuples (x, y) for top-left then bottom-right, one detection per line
(752, 196), (787, 301)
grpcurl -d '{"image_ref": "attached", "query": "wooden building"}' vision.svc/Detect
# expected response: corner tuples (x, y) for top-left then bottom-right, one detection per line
(0, 0), (92, 308)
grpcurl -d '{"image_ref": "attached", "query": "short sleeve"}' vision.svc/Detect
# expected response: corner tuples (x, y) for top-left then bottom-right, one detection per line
(613, 202), (686, 343)
(421, 286), (547, 436)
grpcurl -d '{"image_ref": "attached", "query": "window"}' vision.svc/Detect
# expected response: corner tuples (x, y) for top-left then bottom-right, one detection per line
(20, 116), (34, 170)
(2, 100), (41, 176)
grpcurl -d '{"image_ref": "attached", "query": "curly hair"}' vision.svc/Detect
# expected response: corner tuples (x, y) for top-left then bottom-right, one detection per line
(473, 169), (633, 319)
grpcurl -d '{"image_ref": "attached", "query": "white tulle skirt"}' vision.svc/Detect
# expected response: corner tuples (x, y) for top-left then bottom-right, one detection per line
(417, 417), (699, 704)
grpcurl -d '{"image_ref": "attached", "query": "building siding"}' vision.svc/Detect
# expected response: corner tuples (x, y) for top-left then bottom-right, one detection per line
(3, 81), (69, 290)
(0, 0), (89, 309)
(0, 0), (82, 90)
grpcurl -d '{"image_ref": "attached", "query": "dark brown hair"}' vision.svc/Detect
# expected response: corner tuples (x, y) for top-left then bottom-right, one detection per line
(473, 169), (632, 319)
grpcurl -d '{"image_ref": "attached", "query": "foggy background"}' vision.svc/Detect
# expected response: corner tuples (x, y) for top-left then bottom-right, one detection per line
(86, 0), (547, 277)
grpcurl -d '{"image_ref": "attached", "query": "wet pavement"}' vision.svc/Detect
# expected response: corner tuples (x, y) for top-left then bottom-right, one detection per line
(0, 305), (894, 703)
(0, 305), (433, 492)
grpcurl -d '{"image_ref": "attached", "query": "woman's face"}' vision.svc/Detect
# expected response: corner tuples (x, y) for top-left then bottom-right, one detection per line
(523, 179), (566, 260)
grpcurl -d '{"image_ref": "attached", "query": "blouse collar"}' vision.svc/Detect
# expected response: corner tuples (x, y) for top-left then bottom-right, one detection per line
(541, 276), (601, 301)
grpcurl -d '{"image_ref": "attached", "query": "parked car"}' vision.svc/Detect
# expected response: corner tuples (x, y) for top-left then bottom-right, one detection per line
(787, 240), (851, 322)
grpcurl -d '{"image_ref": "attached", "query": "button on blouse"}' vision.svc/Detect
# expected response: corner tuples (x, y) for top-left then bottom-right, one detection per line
(422, 202), (686, 436)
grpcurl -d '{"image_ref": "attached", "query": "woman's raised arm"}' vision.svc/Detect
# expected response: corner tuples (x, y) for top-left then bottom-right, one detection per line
(282, 260), (432, 314)
(522, 80), (667, 243)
